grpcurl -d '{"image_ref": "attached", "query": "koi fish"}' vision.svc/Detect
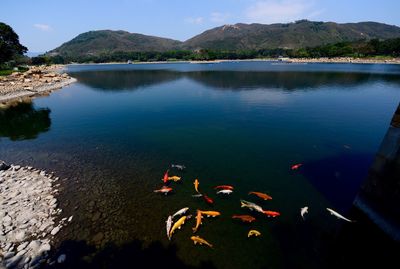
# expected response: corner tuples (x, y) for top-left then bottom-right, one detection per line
(248, 230), (261, 237)
(169, 216), (187, 239)
(172, 207), (189, 219)
(194, 179), (200, 193)
(168, 176), (181, 182)
(214, 185), (234, 190)
(171, 164), (186, 170)
(192, 210), (203, 233)
(248, 191), (272, 200)
(203, 194), (214, 204)
(240, 200), (263, 213)
(326, 208), (354, 222)
(166, 215), (173, 240)
(154, 186), (172, 195)
(232, 215), (256, 223)
(190, 236), (213, 248)
(262, 210), (280, 217)
(200, 211), (221, 218)
(192, 194), (203, 198)
(291, 163), (303, 170)
(162, 170), (169, 183)
(216, 189), (233, 195)
(300, 206), (308, 220)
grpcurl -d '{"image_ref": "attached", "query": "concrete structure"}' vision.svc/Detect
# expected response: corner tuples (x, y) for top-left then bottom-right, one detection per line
(354, 104), (400, 240)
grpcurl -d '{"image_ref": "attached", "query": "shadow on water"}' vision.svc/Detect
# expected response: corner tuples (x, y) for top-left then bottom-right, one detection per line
(69, 69), (400, 92)
(324, 206), (400, 269)
(0, 102), (51, 141)
(300, 153), (374, 211)
(46, 239), (216, 269)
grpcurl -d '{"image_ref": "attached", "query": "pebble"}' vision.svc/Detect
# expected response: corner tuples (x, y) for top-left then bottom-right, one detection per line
(0, 163), (69, 269)
(50, 227), (60, 236)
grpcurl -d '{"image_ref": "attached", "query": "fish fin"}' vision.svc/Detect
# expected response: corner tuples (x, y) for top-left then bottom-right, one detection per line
(194, 241), (197, 245)
(178, 226), (181, 229)
(240, 202), (245, 207)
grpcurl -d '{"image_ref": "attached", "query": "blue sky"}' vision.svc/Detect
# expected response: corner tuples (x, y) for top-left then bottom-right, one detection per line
(1, 0), (399, 52)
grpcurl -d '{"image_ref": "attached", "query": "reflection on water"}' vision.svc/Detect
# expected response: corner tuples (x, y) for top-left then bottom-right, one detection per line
(1, 62), (400, 268)
(0, 102), (51, 140)
(71, 69), (400, 92)
(71, 70), (181, 91)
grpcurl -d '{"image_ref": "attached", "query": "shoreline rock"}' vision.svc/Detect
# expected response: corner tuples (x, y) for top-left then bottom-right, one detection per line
(0, 162), (72, 269)
(0, 65), (77, 105)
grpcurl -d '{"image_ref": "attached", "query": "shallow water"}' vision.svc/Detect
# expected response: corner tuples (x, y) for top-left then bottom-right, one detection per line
(1, 61), (400, 268)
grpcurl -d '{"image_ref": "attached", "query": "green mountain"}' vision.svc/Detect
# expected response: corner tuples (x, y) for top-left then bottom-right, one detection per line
(48, 20), (400, 58)
(183, 20), (400, 50)
(49, 30), (182, 56)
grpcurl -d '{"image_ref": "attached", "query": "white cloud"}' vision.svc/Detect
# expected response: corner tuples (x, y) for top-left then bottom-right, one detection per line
(210, 12), (231, 23)
(184, 17), (204, 25)
(33, 24), (52, 31)
(245, 0), (322, 24)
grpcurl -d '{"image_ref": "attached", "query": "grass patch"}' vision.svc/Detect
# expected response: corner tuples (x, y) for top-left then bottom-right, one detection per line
(0, 70), (14, 76)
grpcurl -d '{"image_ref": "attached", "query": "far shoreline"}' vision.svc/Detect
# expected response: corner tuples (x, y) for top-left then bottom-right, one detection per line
(67, 57), (400, 66)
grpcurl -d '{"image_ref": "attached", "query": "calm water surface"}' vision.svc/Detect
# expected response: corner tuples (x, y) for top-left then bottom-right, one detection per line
(1, 61), (399, 268)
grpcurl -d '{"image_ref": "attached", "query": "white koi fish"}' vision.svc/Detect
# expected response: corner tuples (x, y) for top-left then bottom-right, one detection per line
(240, 199), (263, 213)
(326, 208), (354, 223)
(171, 164), (186, 170)
(300, 206), (308, 220)
(217, 189), (233, 195)
(172, 207), (189, 219)
(166, 215), (173, 240)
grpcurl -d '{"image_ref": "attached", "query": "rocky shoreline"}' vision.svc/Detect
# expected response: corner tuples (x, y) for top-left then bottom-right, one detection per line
(0, 65), (76, 105)
(0, 161), (71, 269)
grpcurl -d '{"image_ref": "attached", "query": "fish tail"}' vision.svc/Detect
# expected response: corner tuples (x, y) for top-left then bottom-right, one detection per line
(240, 201), (246, 207)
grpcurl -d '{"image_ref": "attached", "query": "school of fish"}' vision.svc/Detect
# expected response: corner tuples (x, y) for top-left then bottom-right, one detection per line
(155, 162), (355, 250)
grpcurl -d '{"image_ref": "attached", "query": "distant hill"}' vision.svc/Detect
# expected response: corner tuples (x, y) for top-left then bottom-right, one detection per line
(49, 30), (182, 56)
(183, 20), (400, 50)
(48, 20), (400, 59)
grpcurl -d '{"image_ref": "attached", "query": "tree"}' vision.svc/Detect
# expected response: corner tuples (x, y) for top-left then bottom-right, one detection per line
(0, 22), (28, 64)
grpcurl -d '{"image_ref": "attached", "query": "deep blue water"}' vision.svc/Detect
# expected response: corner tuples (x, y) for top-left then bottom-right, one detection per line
(1, 61), (399, 268)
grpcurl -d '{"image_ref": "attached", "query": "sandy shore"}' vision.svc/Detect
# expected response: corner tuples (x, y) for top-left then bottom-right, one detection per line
(0, 65), (76, 105)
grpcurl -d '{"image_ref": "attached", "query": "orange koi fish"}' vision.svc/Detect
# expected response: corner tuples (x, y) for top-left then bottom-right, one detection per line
(248, 191), (272, 201)
(199, 211), (221, 218)
(262, 210), (280, 217)
(194, 179), (200, 193)
(232, 215), (256, 223)
(192, 210), (203, 233)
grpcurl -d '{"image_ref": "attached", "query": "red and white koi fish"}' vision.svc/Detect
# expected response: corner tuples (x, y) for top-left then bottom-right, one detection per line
(154, 186), (172, 195)
(291, 163), (303, 170)
(216, 189), (233, 195)
(214, 185), (234, 190)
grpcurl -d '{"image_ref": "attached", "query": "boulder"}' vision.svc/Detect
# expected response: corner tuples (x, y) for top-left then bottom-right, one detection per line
(0, 160), (10, 171)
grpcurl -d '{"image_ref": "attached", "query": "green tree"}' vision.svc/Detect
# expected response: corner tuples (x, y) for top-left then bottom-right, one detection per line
(0, 22), (27, 64)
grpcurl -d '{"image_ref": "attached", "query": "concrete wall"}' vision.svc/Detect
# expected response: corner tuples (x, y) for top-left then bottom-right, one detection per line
(354, 104), (400, 240)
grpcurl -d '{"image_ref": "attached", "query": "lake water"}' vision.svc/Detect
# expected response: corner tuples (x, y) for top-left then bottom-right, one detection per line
(1, 61), (399, 268)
